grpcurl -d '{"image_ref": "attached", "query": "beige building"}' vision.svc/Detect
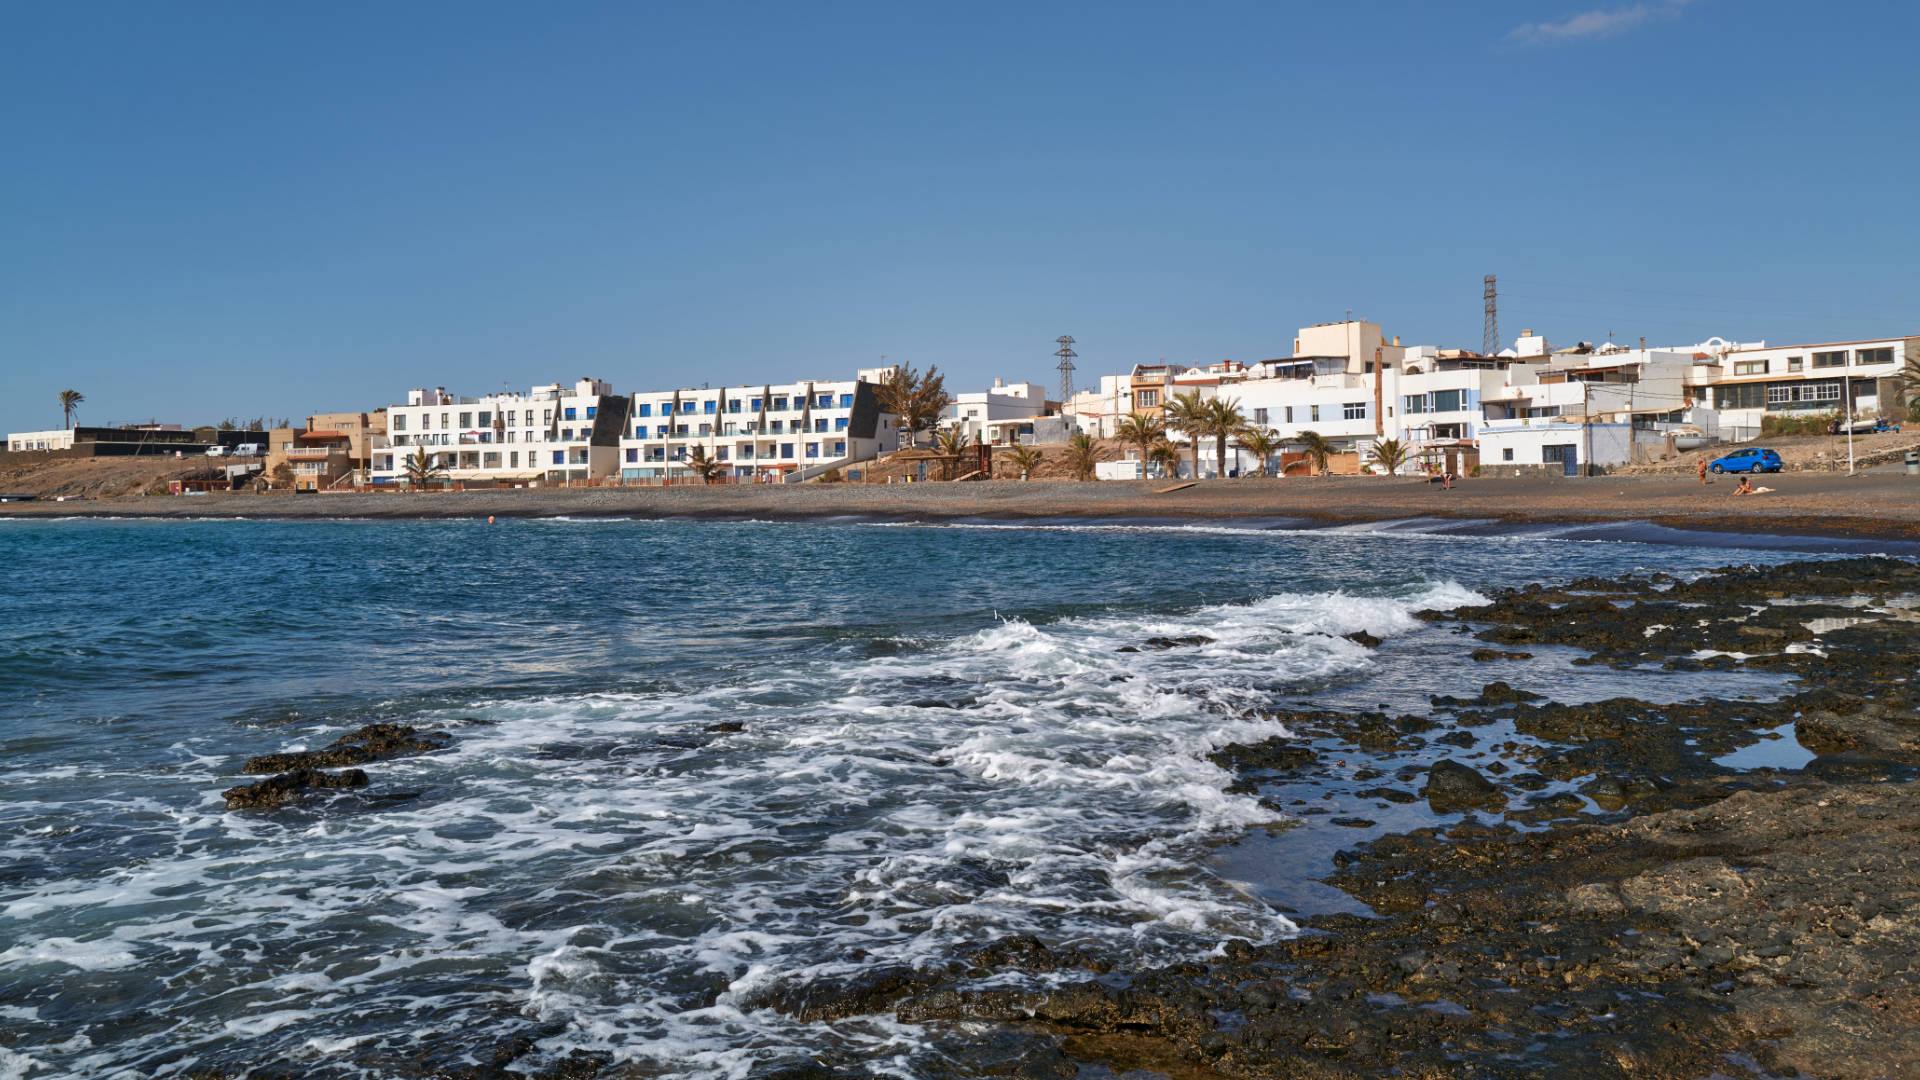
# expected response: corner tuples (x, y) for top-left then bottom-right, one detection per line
(305, 411), (387, 474)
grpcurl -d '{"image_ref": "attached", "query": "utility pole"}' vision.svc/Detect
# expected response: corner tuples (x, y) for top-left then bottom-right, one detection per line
(1846, 371), (1855, 475)
(1483, 275), (1499, 358)
(1582, 380), (1592, 478)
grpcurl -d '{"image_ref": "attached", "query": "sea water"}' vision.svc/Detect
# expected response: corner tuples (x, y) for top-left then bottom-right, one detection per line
(0, 517), (1879, 1079)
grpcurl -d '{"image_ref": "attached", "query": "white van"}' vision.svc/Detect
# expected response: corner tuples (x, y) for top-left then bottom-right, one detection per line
(232, 443), (263, 457)
(204, 446), (228, 457)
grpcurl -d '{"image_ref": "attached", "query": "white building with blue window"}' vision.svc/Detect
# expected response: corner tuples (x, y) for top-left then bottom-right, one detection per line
(617, 368), (901, 482)
(371, 378), (626, 485)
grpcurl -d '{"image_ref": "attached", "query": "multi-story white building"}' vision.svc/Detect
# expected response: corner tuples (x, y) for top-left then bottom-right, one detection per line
(1685, 335), (1915, 442)
(616, 368), (900, 482)
(1478, 348), (1705, 475)
(946, 379), (1052, 444)
(371, 378), (625, 486)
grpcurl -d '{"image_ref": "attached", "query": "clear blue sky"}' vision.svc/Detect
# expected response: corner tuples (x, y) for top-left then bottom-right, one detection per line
(3, 1), (1915, 434)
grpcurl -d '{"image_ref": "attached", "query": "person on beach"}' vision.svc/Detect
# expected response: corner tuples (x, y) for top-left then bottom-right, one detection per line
(1698, 458), (1709, 485)
(1733, 476), (1754, 495)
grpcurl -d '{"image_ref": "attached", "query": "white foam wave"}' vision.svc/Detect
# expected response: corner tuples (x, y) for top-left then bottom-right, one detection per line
(0, 578), (1480, 1078)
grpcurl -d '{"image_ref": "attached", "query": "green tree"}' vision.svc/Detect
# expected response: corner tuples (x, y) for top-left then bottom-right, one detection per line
(1367, 437), (1410, 476)
(1148, 438), (1182, 479)
(1234, 426), (1281, 477)
(1064, 432), (1100, 481)
(57, 389), (84, 430)
(1163, 390), (1209, 479)
(401, 446), (447, 490)
(1114, 412), (1166, 474)
(1296, 430), (1333, 475)
(875, 364), (952, 448)
(1006, 442), (1043, 480)
(1203, 396), (1246, 477)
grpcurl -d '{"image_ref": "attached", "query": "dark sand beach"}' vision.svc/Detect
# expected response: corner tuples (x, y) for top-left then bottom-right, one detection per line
(5, 472), (1919, 542)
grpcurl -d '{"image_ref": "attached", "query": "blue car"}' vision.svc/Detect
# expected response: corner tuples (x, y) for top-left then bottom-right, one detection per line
(1708, 448), (1783, 474)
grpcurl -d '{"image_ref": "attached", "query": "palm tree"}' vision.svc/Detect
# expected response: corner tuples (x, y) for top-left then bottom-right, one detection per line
(875, 364), (952, 448)
(934, 423), (972, 480)
(1204, 396), (1246, 478)
(57, 389), (83, 430)
(1114, 412), (1166, 474)
(1064, 432), (1100, 481)
(1367, 437), (1411, 477)
(1164, 390), (1209, 480)
(1235, 426), (1282, 477)
(1006, 443), (1043, 480)
(401, 446), (447, 490)
(1147, 438), (1182, 479)
(1901, 354), (1920, 422)
(685, 444), (725, 484)
(1296, 430), (1333, 476)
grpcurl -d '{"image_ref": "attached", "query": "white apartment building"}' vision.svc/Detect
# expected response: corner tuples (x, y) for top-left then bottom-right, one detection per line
(946, 379), (1051, 444)
(1478, 349), (1704, 475)
(617, 368), (900, 482)
(1686, 335), (1915, 441)
(7, 430), (76, 452)
(371, 378), (625, 486)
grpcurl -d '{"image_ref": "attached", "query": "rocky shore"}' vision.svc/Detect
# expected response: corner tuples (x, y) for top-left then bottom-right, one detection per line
(747, 557), (1920, 1080)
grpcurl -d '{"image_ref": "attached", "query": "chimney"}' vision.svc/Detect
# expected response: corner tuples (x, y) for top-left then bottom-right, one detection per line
(1392, 336), (1400, 346)
(994, 378), (1004, 388)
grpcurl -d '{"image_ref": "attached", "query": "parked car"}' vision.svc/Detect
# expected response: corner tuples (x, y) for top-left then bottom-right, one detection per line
(1708, 448), (1783, 474)
(204, 446), (228, 457)
(232, 442), (263, 457)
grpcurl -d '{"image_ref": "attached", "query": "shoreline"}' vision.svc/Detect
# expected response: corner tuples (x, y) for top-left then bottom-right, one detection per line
(4, 473), (1918, 546)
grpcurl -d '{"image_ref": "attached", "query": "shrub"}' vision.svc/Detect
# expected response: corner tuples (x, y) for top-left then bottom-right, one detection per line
(1760, 411), (1838, 437)
(818, 467), (843, 484)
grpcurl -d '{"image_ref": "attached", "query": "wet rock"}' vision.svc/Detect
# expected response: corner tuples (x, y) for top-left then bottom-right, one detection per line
(1140, 634), (1214, 650)
(243, 722), (453, 774)
(223, 767), (368, 810)
(1469, 648), (1533, 662)
(1421, 759), (1501, 811)
(1356, 786), (1418, 805)
(1343, 630), (1382, 649)
(705, 721), (745, 732)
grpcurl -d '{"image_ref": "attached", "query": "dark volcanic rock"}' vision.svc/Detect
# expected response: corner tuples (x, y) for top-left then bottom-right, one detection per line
(1469, 648), (1533, 661)
(1420, 759), (1501, 810)
(1342, 630), (1382, 648)
(1139, 634), (1214, 650)
(223, 767), (368, 810)
(243, 722), (453, 774)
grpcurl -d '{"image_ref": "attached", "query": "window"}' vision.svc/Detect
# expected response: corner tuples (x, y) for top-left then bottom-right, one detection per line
(1343, 402), (1367, 421)
(1309, 405), (1320, 422)
(818, 394), (832, 408)
(835, 417), (848, 431)
(505, 431), (515, 443)
(1787, 356), (1804, 372)
(1433, 390), (1462, 412)
(440, 413), (449, 428)
(1137, 390), (1159, 408)
(1812, 351), (1847, 368)
(814, 419), (828, 432)
(483, 452), (500, 468)
(772, 420), (784, 433)
(1284, 406), (1294, 423)
(704, 401), (716, 414)
(833, 440), (846, 454)
(635, 426), (646, 439)
(780, 443), (794, 458)
(738, 443), (752, 457)
(564, 407), (577, 420)
(393, 414), (406, 431)
(839, 393), (853, 407)
(1716, 383), (1766, 410)
(656, 425), (669, 437)
(459, 412), (472, 428)
(586, 406), (597, 418)
(698, 424), (711, 435)
(676, 425), (688, 435)
(626, 448), (638, 463)
(478, 411), (491, 426)
(1502, 448), (1514, 462)
(1253, 408), (1268, 425)
(773, 397), (788, 410)
(561, 428), (572, 440)
(1734, 360), (1769, 376)
(637, 404), (651, 417)
(1543, 444), (1576, 463)
(806, 443), (819, 458)
(1808, 380), (1842, 402)
(1858, 347), (1893, 366)
(543, 410), (552, 425)
(751, 398), (763, 411)
(552, 451), (564, 465)
(728, 400), (742, 413)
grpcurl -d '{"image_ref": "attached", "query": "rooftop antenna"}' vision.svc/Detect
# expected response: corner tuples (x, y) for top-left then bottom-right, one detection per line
(1054, 335), (1077, 405)
(1482, 274), (1499, 357)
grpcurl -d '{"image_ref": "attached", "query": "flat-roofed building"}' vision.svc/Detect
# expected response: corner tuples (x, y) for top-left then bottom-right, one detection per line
(616, 369), (900, 482)
(370, 378), (627, 486)
(1686, 335), (1916, 442)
